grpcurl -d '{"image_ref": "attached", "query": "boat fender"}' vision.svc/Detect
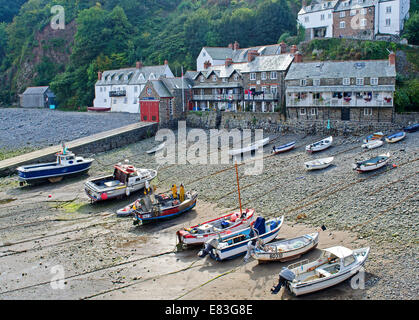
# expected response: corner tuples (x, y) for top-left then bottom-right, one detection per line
(126, 188), (131, 197)
(101, 193), (108, 201)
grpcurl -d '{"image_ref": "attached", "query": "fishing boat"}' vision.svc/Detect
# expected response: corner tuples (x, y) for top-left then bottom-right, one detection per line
(272, 246), (370, 296)
(251, 233), (319, 263)
(146, 142), (165, 154)
(385, 131), (406, 143)
(304, 157), (334, 171)
(272, 141), (296, 154)
(228, 137), (270, 158)
(306, 136), (333, 153)
(176, 209), (257, 246)
(363, 132), (384, 144)
(198, 216), (284, 261)
(132, 190), (198, 225)
(361, 140), (383, 150)
(403, 123), (419, 133)
(17, 145), (93, 185)
(353, 153), (390, 172)
(84, 161), (157, 202)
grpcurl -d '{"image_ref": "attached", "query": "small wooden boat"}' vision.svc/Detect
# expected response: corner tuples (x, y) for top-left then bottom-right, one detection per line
(146, 142), (165, 154)
(304, 157), (334, 171)
(363, 132), (384, 144)
(228, 137), (270, 157)
(198, 216), (284, 261)
(87, 107), (111, 112)
(361, 140), (383, 150)
(353, 153), (390, 172)
(272, 141), (296, 154)
(85, 161), (157, 202)
(17, 145), (93, 185)
(251, 233), (319, 263)
(403, 123), (419, 133)
(177, 209), (257, 246)
(385, 131), (406, 143)
(273, 246), (370, 296)
(306, 136), (333, 153)
(132, 190), (198, 224)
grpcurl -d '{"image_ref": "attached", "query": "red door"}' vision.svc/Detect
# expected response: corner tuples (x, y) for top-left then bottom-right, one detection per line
(140, 101), (159, 123)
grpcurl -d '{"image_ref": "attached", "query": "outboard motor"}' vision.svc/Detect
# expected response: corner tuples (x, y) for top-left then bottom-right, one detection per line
(198, 239), (218, 258)
(271, 267), (296, 294)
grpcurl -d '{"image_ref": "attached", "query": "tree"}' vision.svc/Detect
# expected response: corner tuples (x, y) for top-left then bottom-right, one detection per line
(403, 12), (419, 45)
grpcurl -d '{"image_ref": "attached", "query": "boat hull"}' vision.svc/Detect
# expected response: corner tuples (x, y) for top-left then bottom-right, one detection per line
(403, 124), (419, 133)
(306, 137), (333, 153)
(272, 142), (296, 154)
(385, 132), (406, 143)
(305, 157), (334, 171)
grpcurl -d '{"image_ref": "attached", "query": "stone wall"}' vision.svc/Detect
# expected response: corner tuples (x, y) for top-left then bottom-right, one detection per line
(185, 111), (219, 129)
(220, 112), (286, 132)
(393, 112), (419, 125)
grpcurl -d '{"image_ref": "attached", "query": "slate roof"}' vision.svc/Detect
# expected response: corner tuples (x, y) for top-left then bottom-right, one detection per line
(203, 44), (282, 63)
(298, 0), (339, 15)
(148, 78), (194, 98)
(285, 60), (396, 81)
(96, 65), (171, 86)
(334, 0), (375, 11)
(22, 86), (50, 95)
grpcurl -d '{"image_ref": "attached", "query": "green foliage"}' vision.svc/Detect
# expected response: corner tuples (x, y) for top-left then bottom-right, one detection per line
(0, 0), (27, 23)
(403, 12), (419, 45)
(394, 79), (419, 113)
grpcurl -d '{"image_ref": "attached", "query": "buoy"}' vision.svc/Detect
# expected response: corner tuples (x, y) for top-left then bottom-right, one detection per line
(101, 193), (108, 201)
(48, 194), (52, 198)
(392, 164), (397, 168)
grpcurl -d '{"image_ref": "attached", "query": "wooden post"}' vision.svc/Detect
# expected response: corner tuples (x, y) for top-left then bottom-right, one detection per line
(235, 161), (243, 216)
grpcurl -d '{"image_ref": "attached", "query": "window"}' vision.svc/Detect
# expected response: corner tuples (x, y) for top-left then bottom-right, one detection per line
(300, 79), (307, 86)
(212, 75), (217, 82)
(364, 108), (372, 116)
(100, 87), (103, 92)
(343, 255), (356, 267)
(340, 11), (346, 18)
(134, 86), (138, 93)
(234, 74), (239, 81)
(360, 19), (367, 27)
(124, 97), (128, 104)
(370, 78), (378, 85)
(313, 79), (320, 86)
(200, 89), (204, 95)
(271, 86), (278, 95)
(113, 99), (117, 104)
(300, 108), (306, 115)
(361, 8), (366, 15)
(104, 87), (106, 92)
(200, 76), (204, 82)
(261, 86), (268, 93)
(321, 14), (325, 21)
(356, 78), (364, 85)
(270, 71), (277, 80)
(222, 77), (227, 82)
(350, 9), (356, 16)
(104, 99), (107, 103)
(261, 72), (267, 80)
(169, 99), (174, 116)
(328, 13), (332, 19)
(343, 78), (350, 85)
(304, 16), (309, 23)
(340, 21), (346, 29)
(386, 6), (391, 13)
(386, 18), (391, 26)
(311, 108), (317, 115)
(250, 73), (256, 80)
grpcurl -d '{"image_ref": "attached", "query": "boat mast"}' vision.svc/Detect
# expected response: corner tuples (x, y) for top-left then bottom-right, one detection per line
(235, 160), (243, 216)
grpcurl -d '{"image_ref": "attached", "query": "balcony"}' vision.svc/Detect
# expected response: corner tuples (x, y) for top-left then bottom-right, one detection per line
(109, 90), (126, 97)
(244, 92), (278, 101)
(287, 97), (393, 108)
(193, 94), (242, 101)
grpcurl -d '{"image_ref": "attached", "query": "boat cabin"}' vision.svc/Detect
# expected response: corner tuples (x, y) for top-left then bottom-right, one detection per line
(56, 151), (81, 166)
(113, 165), (137, 184)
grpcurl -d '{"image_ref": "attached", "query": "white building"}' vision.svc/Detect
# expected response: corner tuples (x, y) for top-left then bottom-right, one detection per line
(298, 1), (339, 39)
(93, 61), (174, 113)
(375, 0), (410, 37)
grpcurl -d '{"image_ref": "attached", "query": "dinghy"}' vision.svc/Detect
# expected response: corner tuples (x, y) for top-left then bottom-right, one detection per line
(228, 137), (270, 157)
(272, 141), (296, 154)
(273, 246), (370, 296)
(304, 157), (334, 171)
(198, 216), (284, 261)
(353, 153), (390, 172)
(306, 136), (333, 153)
(363, 132), (384, 144)
(251, 233), (319, 263)
(385, 131), (406, 143)
(361, 140), (383, 150)
(176, 209), (256, 246)
(146, 142), (165, 154)
(403, 123), (419, 133)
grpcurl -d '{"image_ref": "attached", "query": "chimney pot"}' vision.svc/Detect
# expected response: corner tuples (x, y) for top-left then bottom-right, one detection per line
(225, 58), (233, 68)
(136, 61), (143, 69)
(204, 60), (212, 69)
(247, 50), (259, 62)
(228, 43), (233, 49)
(294, 51), (303, 63)
(98, 71), (102, 80)
(389, 51), (396, 66)
(164, 60), (169, 65)
(280, 41), (287, 54)
(290, 45), (298, 54)
(234, 41), (240, 51)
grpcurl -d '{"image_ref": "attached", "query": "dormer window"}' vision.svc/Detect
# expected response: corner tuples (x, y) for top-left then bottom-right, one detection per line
(370, 78), (378, 85)
(212, 75), (217, 82)
(356, 78), (364, 86)
(313, 79), (320, 86)
(200, 75), (204, 82)
(250, 73), (256, 81)
(261, 72), (267, 80)
(149, 73), (156, 80)
(138, 73), (145, 82)
(234, 74), (239, 81)
(300, 79), (307, 86)
(343, 78), (350, 85)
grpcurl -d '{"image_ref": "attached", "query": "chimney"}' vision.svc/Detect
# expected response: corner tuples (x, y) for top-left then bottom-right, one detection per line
(233, 41), (240, 51)
(228, 43), (233, 49)
(294, 51), (303, 63)
(290, 45), (298, 54)
(164, 60), (169, 65)
(136, 61), (143, 69)
(248, 50), (260, 62)
(280, 41), (287, 54)
(225, 58), (233, 68)
(389, 51), (396, 66)
(204, 60), (212, 69)
(98, 71), (102, 80)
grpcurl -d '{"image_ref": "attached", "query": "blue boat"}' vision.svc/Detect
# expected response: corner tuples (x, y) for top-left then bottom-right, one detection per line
(17, 147), (94, 185)
(403, 123), (419, 133)
(385, 131), (406, 143)
(272, 141), (296, 154)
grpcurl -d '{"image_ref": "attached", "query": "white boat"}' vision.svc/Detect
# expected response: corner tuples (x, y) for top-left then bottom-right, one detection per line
(361, 140), (383, 150)
(385, 131), (406, 143)
(274, 246), (370, 296)
(228, 137), (270, 157)
(198, 216), (284, 261)
(363, 132), (384, 144)
(304, 157), (334, 171)
(306, 136), (333, 153)
(272, 141), (296, 154)
(251, 233), (319, 263)
(353, 153), (390, 172)
(146, 142), (165, 154)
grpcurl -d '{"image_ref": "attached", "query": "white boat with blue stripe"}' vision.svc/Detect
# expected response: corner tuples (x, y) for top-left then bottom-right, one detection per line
(198, 216), (284, 261)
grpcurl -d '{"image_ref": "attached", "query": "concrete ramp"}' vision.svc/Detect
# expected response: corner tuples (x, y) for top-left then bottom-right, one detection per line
(0, 122), (158, 177)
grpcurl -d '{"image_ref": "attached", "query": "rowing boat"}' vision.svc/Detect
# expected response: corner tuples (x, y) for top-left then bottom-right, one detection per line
(304, 157), (334, 171)
(306, 136), (333, 153)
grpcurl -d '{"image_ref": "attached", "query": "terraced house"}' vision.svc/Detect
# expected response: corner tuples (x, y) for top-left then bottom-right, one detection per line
(285, 51), (396, 122)
(191, 42), (294, 113)
(93, 61), (174, 113)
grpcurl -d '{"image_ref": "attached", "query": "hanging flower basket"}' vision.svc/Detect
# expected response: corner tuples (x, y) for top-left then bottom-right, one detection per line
(384, 97), (392, 103)
(344, 97), (352, 102)
(364, 97), (372, 102)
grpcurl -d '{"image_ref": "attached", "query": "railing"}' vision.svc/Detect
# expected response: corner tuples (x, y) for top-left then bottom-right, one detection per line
(193, 94), (242, 101)
(244, 93), (279, 101)
(109, 90), (126, 97)
(287, 98), (393, 107)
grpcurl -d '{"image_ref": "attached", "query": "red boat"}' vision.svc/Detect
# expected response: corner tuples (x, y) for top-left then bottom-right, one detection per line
(177, 209), (256, 246)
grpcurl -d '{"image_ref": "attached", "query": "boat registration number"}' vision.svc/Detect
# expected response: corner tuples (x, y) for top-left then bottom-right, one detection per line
(269, 252), (283, 259)
(142, 214), (152, 219)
